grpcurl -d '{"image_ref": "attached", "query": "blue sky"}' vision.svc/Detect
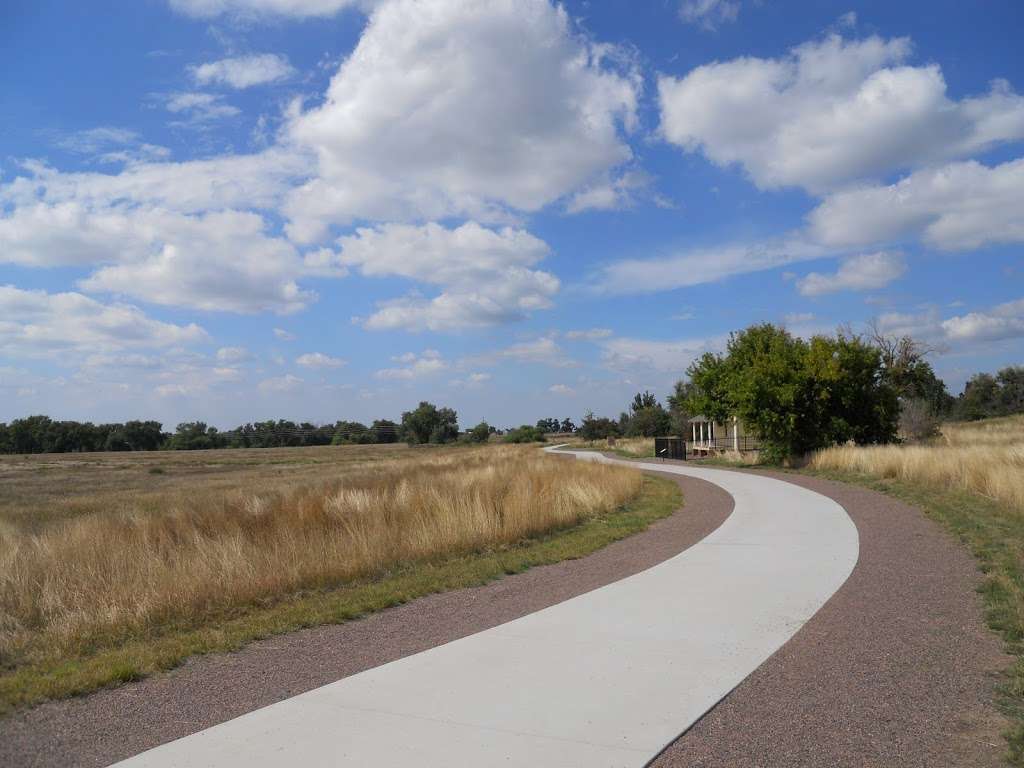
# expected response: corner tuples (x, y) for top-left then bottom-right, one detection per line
(1, 0), (1022, 429)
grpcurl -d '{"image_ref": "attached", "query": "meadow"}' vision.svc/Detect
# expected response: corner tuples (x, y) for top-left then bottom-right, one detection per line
(0, 443), (667, 713)
(810, 415), (1024, 512)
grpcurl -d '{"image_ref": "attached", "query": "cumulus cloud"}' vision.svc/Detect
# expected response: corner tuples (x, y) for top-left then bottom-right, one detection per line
(679, 0), (740, 30)
(549, 383), (576, 395)
(797, 251), (906, 296)
(375, 349), (447, 380)
(0, 154), (318, 314)
(284, 0), (640, 241)
(296, 351), (346, 368)
(189, 54), (295, 89)
(809, 158), (1024, 251)
(0, 285), (207, 357)
(658, 34), (1024, 192)
(76, 210), (315, 314)
(336, 222), (559, 331)
(876, 297), (1024, 345)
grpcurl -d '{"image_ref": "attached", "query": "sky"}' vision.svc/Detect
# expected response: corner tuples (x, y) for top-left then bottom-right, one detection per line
(1, 0), (1022, 430)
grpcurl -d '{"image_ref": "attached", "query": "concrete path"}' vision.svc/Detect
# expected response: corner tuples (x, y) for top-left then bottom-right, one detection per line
(114, 449), (859, 768)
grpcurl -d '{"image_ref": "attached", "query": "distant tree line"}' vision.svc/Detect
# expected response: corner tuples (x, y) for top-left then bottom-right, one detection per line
(574, 322), (1024, 461)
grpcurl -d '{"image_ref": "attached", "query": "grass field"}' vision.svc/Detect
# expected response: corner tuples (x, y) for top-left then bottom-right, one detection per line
(571, 437), (655, 458)
(0, 443), (677, 715)
(807, 414), (1024, 764)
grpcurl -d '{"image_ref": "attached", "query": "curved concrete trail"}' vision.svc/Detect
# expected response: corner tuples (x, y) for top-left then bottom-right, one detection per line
(115, 448), (859, 768)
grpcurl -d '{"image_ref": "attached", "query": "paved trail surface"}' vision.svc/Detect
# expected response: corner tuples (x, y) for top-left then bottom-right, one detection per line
(113, 448), (859, 768)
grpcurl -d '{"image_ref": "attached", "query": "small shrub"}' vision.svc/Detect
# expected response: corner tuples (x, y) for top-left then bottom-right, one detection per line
(503, 425), (547, 443)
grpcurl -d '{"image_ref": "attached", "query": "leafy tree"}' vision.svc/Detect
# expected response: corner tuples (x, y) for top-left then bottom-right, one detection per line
(372, 419), (401, 443)
(997, 366), (1024, 414)
(559, 417), (576, 433)
(467, 421), (492, 443)
(620, 391), (672, 437)
(535, 417), (561, 433)
(957, 372), (1001, 420)
(332, 421), (374, 445)
(577, 410), (620, 441)
(503, 425), (547, 443)
(667, 380), (695, 435)
(686, 324), (898, 462)
(868, 321), (953, 415)
(122, 420), (164, 451)
(168, 422), (226, 451)
(401, 402), (459, 445)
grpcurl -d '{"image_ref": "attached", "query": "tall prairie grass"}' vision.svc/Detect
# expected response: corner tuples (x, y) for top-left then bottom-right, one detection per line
(0, 446), (640, 667)
(809, 414), (1024, 512)
(573, 437), (655, 458)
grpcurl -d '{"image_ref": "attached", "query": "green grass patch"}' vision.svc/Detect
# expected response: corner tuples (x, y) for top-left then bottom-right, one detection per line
(792, 466), (1024, 766)
(0, 474), (681, 716)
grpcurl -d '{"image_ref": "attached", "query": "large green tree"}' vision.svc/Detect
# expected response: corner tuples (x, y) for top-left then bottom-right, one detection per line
(400, 401), (459, 445)
(685, 324), (898, 462)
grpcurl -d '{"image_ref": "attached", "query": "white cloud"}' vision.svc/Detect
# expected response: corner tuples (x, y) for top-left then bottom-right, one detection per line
(375, 349), (447, 380)
(0, 285), (207, 357)
(169, 0), (366, 18)
(468, 337), (574, 369)
(600, 336), (723, 374)
(876, 297), (1024, 345)
(1, 149), (310, 215)
(679, 0), (740, 30)
(216, 346), (250, 363)
(258, 373), (304, 392)
(594, 236), (825, 294)
(658, 34), (1024, 192)
(565, 169), (651, 214)
(549, 383), (576, 395)
(941, 298), (1024, 343)
(296, 351), (346, 368)
(450, 371), (492, 388)
(52, 127), (171, 165)
(163, 91), (241, 122)
(337, 222), (559, 331)
(565, 328), (613, 340)
(189, 54), (295, 89)
(797, 251), (906, 296)
(76, 210), (315, 314)
(283, 0), (640, 240)
(809, 158), (1024, 251)
(273, 327), (296, 341)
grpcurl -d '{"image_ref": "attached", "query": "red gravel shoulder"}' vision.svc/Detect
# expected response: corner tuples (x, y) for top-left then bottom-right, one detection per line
(652, 468), (1011, 768)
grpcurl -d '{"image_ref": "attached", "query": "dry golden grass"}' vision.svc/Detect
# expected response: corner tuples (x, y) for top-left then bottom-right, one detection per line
(0, 444), (641, 669)
(571, 437), (655, 458)
(809, 414), (1024, 512)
